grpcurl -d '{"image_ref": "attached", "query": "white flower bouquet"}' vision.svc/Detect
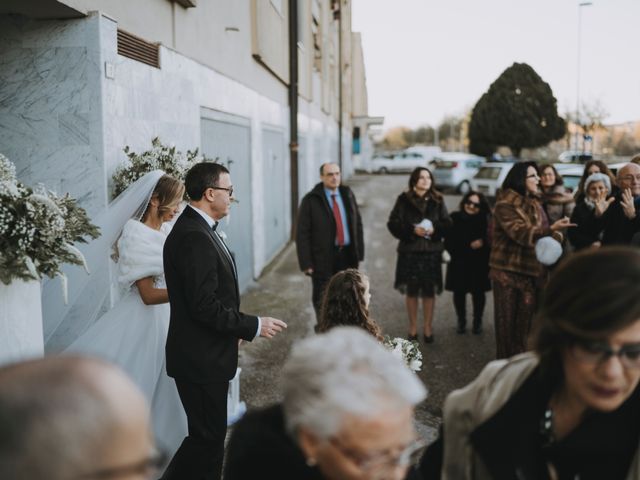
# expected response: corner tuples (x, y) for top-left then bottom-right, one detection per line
(0, 154), (100, 287)
(112, 137), (204, 199)
(383, 335), (423, 372)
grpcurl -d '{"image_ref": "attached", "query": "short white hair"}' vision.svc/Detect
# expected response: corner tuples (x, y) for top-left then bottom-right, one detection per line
(281, 327), (427, 439)
(584, 172), (611, 194)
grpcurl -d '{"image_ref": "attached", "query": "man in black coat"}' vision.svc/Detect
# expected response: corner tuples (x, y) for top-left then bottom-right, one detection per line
(162, 162), (286, 480)
(295, 162), (364, 321)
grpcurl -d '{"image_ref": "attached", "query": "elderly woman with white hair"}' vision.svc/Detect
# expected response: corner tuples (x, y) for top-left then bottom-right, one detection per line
(224, 327), (427, 480)
(568, 172), (612, 250)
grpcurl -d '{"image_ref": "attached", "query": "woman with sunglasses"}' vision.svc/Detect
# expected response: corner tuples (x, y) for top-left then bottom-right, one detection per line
(490, 162), (574, 359)
(418, 247), (640, 479)
(444, 191), (491, 335)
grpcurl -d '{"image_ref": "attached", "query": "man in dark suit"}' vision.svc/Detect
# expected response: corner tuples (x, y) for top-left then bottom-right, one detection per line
(296, 162), (364, 322)
(162, 162), (286, 480)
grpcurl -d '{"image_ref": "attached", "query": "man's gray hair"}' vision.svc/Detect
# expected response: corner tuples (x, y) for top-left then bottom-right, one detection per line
(0, 357), (121, 480)
(281, 327), (427, 439)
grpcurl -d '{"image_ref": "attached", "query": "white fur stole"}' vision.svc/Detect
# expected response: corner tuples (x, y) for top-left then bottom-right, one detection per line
(116, 219), (168, 289)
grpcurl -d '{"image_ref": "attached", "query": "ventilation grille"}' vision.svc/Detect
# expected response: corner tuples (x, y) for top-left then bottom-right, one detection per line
(117, 29), (160, 68)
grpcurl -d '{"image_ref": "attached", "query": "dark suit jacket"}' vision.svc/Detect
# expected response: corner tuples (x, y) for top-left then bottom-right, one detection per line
(295, 183), (364, 278)
(163, 206), (258, 383)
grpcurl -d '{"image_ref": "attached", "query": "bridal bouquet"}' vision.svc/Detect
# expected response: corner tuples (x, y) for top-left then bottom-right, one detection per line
(0, 154), (100, 287)
(112, 137), (204, 198)
(383, 336), (423, 372)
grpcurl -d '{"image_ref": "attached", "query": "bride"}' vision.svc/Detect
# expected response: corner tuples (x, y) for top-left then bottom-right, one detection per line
(66, 170), (188, 455)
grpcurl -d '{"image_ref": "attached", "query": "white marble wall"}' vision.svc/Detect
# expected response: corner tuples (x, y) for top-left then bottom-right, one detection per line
(0, 13), (107, 217)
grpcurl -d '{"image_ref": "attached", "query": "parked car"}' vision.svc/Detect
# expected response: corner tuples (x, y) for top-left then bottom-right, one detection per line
(369, 148), (436, 174)
(558, 165), (583, 193)
(470, 161), (515, 198)
(432, 152), (485, 193)
(558, 150), (593, 163)
(560, 162), (628, 194)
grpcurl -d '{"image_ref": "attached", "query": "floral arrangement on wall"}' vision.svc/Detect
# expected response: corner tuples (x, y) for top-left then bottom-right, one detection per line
(112, 137), (205, 198)
(0, 154), (100, 288)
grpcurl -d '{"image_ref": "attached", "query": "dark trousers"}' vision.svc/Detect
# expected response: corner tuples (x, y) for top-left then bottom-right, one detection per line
(311, 246), (356, 319)
(162, 380), (229, 480)
(492, 276), (537, 359)
(452, 290), (486, 328)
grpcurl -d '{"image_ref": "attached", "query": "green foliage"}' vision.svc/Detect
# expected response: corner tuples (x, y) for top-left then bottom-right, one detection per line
(469, 62), (566, 157)
(0, 154), (100, 285)
(112, 137), (204, 199)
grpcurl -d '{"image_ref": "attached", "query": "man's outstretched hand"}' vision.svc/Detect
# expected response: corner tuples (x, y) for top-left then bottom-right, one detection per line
(260, 317), (287, 339)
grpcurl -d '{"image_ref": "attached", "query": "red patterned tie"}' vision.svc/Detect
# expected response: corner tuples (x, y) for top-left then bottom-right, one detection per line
(332, 194), (345, 246)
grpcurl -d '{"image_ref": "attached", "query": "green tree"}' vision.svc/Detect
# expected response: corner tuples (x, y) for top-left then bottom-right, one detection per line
(469, 62), (566, 158)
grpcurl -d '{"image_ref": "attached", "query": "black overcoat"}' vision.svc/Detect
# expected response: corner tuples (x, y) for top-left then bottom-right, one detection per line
(295, 183), (364, 277)
(444, 210), (491, 292)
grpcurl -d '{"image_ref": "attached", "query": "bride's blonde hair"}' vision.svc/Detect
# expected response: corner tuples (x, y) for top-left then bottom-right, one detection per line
(142, 175), (184, 221)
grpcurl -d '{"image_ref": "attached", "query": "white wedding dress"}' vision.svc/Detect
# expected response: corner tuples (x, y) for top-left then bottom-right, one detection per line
(66, 218), (188, 454)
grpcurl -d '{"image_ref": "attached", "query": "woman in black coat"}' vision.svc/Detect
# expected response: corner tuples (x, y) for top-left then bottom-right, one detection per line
(388, 167), (451, 343)
(444, 191), (491, 335)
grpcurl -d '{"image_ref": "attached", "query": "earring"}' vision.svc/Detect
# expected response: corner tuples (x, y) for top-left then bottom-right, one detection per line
(306, 457), (317, 467)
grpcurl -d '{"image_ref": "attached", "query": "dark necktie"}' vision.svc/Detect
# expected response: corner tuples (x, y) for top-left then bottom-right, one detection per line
(332, 194), (345, 246)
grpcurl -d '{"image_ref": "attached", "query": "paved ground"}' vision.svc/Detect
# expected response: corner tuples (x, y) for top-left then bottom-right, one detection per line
(237, 173), (497, 442)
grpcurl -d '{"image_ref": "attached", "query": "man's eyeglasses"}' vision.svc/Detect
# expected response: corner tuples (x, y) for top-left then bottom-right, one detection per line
(329, 436), (426, 477)
(209, 185), (234, 197)
(570, 340), (640, 369)
(619, 174), (640, 183)
(465, 201), (481, 208)
(76, 450), (168, 479)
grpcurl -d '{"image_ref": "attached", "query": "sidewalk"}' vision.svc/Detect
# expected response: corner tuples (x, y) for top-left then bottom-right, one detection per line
(237, 173), (496, 441)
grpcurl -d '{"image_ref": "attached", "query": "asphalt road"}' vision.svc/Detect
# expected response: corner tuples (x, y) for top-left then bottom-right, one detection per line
(237, 173), (497, 442)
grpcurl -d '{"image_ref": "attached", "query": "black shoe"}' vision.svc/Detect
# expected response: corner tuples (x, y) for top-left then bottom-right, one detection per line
(407, 333), (418, 341)
(423, 334), (434, 343)
(456, 325), (467, 334)
(472, 325), (483, 335)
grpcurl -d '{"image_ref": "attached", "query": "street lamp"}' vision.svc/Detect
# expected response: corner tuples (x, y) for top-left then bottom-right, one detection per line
(575, 1), (593, 152)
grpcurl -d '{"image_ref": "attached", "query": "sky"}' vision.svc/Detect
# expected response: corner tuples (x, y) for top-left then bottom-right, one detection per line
(351, 0), (640, 131)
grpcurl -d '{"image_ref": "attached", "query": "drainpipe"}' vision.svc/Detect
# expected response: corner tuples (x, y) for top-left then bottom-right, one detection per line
(335, 1), (343, 170)
(289, 0), (299, 240)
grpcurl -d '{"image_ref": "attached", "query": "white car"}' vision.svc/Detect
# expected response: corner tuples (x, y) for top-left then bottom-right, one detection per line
(369, 149), (435, 174)
(432, 153), (485, 193)
(470, 162), (515, 198)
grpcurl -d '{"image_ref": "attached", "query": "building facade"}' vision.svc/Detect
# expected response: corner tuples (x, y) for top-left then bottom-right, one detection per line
(0, 0), (373, 351)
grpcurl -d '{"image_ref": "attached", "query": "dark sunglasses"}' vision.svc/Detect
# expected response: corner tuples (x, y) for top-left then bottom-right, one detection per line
(465, 201), (481, 208)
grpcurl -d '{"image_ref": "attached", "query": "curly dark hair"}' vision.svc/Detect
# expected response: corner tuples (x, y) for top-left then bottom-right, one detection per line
(317, 269), (383, 340)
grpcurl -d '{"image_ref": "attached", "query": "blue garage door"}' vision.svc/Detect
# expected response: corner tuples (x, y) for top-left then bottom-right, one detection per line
(200, 115), (253, 292)
(262, 128), (288, 261)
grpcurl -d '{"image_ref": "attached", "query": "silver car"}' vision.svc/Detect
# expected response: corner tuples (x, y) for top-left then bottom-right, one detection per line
(470, 162), (515, 198)
(432, 153), (485, 193)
